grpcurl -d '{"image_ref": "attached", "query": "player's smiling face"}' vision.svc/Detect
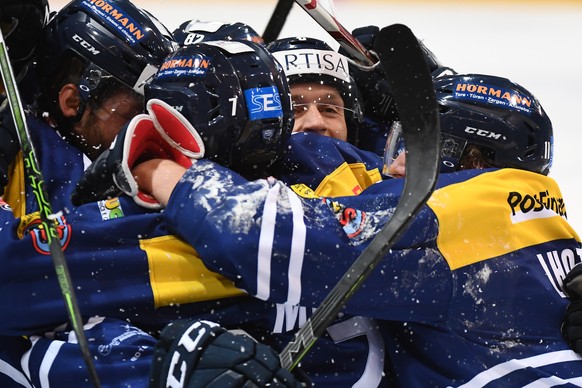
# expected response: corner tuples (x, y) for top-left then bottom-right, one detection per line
(290, 83), (349, 141)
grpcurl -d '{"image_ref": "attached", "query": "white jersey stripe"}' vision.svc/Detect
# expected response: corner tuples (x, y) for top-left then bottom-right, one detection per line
(455, 349), (582, 388)
(256, 183), (281, 300)
(21, 337), (35, 382)
(522, 376), (582, 388)
(286, 187), (306, 305)
(0, 359), (33, 387)
(39, 341), (64, 388)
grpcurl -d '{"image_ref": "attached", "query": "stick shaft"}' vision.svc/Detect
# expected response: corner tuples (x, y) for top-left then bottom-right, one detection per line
(263, 0), (295, 43)
(279, 23), (440, 371)
(293, 0), (376, 65)
(0, 29), (101, 388)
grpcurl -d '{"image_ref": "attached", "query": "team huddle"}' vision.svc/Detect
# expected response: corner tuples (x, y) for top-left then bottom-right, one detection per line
(1, 0), (582, 387)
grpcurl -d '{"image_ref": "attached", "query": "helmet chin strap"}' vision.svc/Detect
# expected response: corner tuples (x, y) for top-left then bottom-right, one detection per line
(73, 98), (87, 122)
(74, 69), (94, 122)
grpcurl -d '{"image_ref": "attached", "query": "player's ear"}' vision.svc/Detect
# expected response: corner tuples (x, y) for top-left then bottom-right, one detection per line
(58, 83), (81, 118)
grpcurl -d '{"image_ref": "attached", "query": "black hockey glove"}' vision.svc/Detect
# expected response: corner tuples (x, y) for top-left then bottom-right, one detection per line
(149, 319), (310, 388)
(561, 263), (582, 354)
(340, 25), (397, 124)
(342, 25), (456, 124)
(350, 24), (448, 75)
(71, 99), (204, 209)
(0, 0), (49, 78)
(0, 102), (20, 196)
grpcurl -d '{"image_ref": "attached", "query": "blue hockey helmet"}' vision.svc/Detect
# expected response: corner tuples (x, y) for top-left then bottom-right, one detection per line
(36, 0), (176, 119)
(173, 19), (264, 46)
(433, 73), (553, 175)
(145, 40), (293, 179)
(266, 36), (363, 144)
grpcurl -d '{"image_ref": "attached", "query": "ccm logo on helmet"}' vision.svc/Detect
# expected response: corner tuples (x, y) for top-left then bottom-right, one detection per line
(72, 34), (100, 55)
(464, 126), (505, 140)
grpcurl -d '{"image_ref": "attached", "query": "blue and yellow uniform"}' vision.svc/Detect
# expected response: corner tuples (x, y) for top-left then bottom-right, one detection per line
(0, 116), (253, 336)
(163, 144), (582, 386)
(0, 122), (387, 386)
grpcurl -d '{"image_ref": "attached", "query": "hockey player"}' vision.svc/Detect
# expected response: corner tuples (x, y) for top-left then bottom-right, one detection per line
(0, 0), (180, 386)
(71, 41), (388, 387)
(55, 35), (436, 387)
(264, 36), (384, 198)
(267, 36), (363, 144)
(0, 5), (369, 385)
(124, 72), (582, 386)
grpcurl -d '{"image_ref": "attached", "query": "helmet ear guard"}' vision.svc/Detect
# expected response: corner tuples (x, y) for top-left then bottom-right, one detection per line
(145, 40), (293, 179)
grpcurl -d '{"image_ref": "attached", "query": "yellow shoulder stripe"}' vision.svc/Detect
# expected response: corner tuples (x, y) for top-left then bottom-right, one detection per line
(142, 235), (245, 308)
(428, 169), (580, 270)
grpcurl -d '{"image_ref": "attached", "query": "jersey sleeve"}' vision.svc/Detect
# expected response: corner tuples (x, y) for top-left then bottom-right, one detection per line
(163, 159), (453, 322)
(0, 118), (245, 336)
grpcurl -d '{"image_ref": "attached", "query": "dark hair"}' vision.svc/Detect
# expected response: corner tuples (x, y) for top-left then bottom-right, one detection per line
(458, 144), (495, 171)
(39, 54), (85, 124)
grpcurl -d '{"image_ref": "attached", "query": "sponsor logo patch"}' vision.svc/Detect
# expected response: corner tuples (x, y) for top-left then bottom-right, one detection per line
(81, 0), (147, 45)
(453, 81), (534, 115)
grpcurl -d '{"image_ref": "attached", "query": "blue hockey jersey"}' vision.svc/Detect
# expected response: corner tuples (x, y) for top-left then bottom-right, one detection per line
(0, 317), (157, 388)
(0, 121), (387, 387)
(163, 153), (582, 386)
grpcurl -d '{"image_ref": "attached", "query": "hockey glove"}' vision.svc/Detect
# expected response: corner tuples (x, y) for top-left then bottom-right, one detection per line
(561, 263), (582, 354)
(149, 319), (310, 388)
(0, 0), (49, 78)
(71, 99), (204, 208)
(0, 103), (21, 196)
(340, 25), (397, 124)
(342, 25), (456, 124)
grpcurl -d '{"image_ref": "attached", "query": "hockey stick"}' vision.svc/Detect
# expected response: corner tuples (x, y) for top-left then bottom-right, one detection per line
(279, 24), (441, 370)
(292, 0), (376, 65)
(263, 0), (294, 43)
(0, 30), (101, 388)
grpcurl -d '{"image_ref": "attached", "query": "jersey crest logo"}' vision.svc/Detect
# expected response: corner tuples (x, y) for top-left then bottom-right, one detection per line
(17, 211), (72, 255)
(98, 198), (125, 220)
(324, 198), (366, 238)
